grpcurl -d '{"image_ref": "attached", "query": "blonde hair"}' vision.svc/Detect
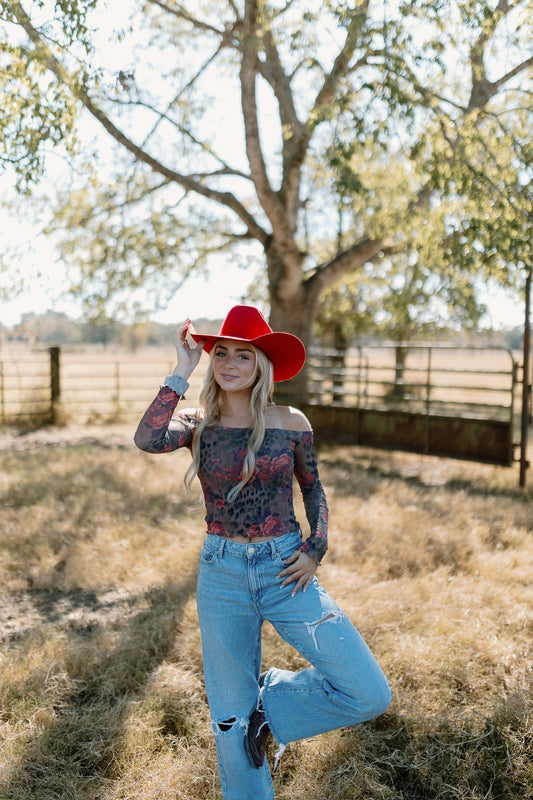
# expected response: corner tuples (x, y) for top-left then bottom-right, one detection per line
(184, 344), (274, 502)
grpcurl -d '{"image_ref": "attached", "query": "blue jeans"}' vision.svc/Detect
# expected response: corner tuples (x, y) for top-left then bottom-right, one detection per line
(196, 530), (391, 800)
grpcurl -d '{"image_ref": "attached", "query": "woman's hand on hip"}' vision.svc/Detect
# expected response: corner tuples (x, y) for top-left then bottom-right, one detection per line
(277, 550), (317, 596)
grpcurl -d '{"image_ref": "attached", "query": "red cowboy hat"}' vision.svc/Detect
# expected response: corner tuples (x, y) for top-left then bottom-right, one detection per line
(190, 305), (306, 382)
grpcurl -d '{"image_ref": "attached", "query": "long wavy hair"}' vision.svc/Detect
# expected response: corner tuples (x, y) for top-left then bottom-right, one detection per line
(184, 344), (274, 502)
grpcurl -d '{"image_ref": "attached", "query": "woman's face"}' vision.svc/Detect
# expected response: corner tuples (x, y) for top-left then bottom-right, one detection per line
(212, 339), (257, 393)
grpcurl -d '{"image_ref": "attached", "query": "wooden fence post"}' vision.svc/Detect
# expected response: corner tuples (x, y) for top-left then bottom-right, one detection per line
(49, 346), (61, 424)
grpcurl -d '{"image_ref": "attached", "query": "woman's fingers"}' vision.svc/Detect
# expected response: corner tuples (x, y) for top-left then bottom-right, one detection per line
(277, 550), (317, 595)
(175, 320), (204, 365)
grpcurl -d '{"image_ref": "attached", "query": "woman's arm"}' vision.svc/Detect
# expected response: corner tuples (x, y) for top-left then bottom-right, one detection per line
(134, 319), (204, 453)
(276, 416), (329, 595)
(293, 431), (329, 563)
(134, 381), (193, 453)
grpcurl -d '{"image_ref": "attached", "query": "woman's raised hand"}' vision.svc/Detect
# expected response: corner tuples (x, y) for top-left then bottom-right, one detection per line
(173, 319), (204, 379)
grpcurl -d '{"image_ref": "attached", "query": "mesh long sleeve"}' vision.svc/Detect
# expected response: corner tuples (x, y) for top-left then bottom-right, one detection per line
(293, 433), (328, 563)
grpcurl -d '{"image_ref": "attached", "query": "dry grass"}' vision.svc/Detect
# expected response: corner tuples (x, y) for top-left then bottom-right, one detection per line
(1, 426), (532, 799)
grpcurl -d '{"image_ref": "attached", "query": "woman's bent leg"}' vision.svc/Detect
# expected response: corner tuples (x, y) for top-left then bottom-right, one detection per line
(196, 537), (274, 800)
(260, 547), (391, 746)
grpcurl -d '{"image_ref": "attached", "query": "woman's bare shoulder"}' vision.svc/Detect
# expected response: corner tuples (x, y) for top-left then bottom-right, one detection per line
(266, 404), (312, 432)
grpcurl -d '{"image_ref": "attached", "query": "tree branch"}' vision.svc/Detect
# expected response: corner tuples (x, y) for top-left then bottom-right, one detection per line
(256, 24), (305, 230)
(311, 0), (371, 118)
(136, 40), (228, 151)
(11, 1), (268, 245)
(491, 54), (533, 94)
(467, 0), (533, 110)
(111, 97), (251, 181)
(305, 235), (386, 304)
(280, 2), (372, 223)
(240, 0), (302, 266)
(258, 26), (303, 139)
(145, 0), (242, 49)
(252, 2), (374, 240)
(145, 0), (225, 37)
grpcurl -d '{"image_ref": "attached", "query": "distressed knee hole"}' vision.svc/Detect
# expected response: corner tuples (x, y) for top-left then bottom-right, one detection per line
(210, 715), (249, 736)
(218, 717), (237, 732)
(305, 610), (344, 649)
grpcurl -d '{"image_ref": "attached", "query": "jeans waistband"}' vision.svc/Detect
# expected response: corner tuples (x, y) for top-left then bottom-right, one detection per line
(205, 530), (302, 559)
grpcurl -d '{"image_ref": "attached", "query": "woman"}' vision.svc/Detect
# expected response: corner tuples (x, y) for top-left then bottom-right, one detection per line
(134, 305), (391, 800)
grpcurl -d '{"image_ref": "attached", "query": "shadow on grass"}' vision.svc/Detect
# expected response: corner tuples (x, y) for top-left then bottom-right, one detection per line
(322, 453), (530, 505)
(1, 446), (204, 597)
(278, 699), (532, 800)
(3, 572), (199, 800)
(1, 449), (197, 522)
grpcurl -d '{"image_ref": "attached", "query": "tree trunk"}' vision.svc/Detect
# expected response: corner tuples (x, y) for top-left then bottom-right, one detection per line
(264, 240), (377, 406)
(269, 298), (315, 406)
(266, 248), (317, 406)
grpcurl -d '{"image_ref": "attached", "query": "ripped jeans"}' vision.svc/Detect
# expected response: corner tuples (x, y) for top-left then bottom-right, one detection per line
(196, 531), (391, 800)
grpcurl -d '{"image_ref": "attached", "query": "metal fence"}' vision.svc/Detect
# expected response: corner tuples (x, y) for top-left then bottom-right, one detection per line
(0, 344), (519, 423)
(307, 345), (518, 422)
(304, 344), (520, 466)
(0, 344), (523, 468)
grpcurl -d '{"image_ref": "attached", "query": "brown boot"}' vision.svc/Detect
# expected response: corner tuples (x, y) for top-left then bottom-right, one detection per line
(245, 707), (271, 768)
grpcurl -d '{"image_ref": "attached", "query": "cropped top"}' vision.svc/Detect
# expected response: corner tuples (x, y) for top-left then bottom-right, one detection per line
(134, 385), (328, 563)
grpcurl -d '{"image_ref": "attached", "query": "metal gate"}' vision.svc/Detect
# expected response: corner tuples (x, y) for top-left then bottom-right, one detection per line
(304, 345), (518, 466)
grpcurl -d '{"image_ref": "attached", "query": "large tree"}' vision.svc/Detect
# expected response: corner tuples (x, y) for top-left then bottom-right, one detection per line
(1, 0), (532, 400)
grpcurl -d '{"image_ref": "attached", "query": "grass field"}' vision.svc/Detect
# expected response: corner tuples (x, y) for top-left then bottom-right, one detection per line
(0, 423), (532, 799)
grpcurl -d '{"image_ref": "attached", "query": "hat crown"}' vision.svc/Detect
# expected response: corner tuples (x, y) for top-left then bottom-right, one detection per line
(218, 305), (272, 339)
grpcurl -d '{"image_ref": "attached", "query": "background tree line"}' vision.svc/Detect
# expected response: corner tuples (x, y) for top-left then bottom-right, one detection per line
(0, 311), (218, 350)
(0, 310), (523, 353)
(0, 0), (531, 401)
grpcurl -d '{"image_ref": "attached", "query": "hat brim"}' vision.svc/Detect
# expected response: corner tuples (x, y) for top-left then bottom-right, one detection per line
(190, 331), (306, 382)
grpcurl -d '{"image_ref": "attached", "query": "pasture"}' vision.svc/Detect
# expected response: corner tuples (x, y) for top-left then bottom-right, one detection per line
(0, 422), (531, 799)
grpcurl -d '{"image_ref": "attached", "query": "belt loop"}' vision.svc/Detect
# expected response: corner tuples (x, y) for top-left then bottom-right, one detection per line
(270, 539), (277, 558)
(217, 538), (226, 557)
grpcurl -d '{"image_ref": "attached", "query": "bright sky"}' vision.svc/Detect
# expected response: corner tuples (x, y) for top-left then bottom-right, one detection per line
(0, 243), (256, 326)
(1, 275), (244, 327)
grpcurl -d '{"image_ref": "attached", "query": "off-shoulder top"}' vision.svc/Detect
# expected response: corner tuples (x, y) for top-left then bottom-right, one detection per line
(134, 384), (328, 563)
